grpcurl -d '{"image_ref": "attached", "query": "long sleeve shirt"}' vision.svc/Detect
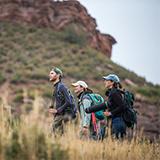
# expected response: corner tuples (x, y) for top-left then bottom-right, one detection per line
(85, 88), (125, 118)
(107, 88), (125, 117)
(53, 81), (73, 115)
(78, 93), (92, 128)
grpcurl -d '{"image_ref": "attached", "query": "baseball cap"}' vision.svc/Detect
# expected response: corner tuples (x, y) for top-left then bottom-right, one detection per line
(103, 74), (120, 83)
(72, 80), (88, 88)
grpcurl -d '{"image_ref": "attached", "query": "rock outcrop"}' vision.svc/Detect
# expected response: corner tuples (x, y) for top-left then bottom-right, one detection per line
(135, 100), (160, 140)
(0, 0), (116, 57)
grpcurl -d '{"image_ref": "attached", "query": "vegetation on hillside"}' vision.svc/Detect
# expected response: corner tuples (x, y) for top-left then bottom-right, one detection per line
(0, 19), (160, 160)
(0, 21), (159, 107)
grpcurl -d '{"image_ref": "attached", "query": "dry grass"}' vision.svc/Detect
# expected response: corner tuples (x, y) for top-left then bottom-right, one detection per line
(0, 96), (160, 160)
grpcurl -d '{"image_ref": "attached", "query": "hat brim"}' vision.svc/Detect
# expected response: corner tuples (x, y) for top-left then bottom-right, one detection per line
(71, 83), (79, 87)
(71, 82), (88, 88)
(102, 76), (109, 80)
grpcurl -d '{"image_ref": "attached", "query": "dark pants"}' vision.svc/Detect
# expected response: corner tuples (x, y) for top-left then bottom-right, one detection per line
(111, 117), (126, 139)
(52, 113), (72, 136)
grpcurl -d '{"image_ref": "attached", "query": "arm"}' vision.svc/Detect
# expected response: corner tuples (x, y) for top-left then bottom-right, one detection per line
(110, 92), (125, 116)
(85, 102), (107, 113)
(82, 98), (92, 127)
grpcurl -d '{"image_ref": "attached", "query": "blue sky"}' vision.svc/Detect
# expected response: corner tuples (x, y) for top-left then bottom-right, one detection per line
(79, 0), (160, 85)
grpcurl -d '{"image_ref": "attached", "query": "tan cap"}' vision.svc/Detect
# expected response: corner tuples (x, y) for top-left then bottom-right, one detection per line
(72, 80), (88, 88)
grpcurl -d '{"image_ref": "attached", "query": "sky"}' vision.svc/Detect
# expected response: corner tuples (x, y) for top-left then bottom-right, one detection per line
(79, 0), (160, 85)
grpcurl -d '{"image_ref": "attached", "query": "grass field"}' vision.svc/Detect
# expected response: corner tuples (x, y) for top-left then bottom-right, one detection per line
(0, 96), (159, 160)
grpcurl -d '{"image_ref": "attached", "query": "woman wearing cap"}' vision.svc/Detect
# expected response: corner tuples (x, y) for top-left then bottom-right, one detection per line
(85, 74), (126, 139)
(72, 81), (97, 140)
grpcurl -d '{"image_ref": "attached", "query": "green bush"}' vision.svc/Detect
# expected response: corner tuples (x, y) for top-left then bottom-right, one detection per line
(13, 94), (23, 103)
(28, 73), (48, 81)
(5, 131), (22, 160)
(35, 133), (48, 160)
(50, 144), (69, 160)
(0, 73), (6, 84)
(62, 24), (87, 46)
(11, 74), (26, 84)
(4, 130), (69, 160)
(137, 87), (160, 97)
(42, 92), (52, 99)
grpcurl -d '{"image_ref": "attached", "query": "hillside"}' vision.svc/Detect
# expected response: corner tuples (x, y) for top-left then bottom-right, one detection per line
(0, 0), (160, 140)
(0, 21), (160, 140)
(0, 0), (116, 57)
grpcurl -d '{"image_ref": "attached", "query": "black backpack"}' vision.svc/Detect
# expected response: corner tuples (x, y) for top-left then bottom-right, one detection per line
(122, 90), (137, 129)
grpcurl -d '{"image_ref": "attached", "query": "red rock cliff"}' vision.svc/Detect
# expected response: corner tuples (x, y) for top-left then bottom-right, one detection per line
(0, 0), (116, 57)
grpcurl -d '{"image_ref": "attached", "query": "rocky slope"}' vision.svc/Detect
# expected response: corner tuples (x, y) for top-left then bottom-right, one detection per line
(135, 100), (160, 140)
(0, 0), (116, 58)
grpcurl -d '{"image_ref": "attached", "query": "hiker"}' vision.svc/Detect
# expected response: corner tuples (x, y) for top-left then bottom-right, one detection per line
(72, 80), (105, 140)
(85, 74), (126, 139)
(48, 67), (76, 135)
(72, 81), (106, 140)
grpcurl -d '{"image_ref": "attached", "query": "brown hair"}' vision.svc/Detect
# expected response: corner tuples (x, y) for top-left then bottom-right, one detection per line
(113, 82), (123, 89)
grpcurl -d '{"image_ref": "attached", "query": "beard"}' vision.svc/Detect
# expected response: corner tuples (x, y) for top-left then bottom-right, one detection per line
(49, 76), (57, 82)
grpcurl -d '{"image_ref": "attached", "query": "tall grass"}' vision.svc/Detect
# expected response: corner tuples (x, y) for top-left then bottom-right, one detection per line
(0, 96), (159, 160)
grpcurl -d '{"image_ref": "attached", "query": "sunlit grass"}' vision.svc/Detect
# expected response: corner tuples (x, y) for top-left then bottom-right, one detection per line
(0, 96), (159, 160)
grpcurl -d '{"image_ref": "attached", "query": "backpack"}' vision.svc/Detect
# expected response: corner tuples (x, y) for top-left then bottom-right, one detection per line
(122, 90), (137, 128)
(56, 83), (77, 118)
(88, 93), (105, 120)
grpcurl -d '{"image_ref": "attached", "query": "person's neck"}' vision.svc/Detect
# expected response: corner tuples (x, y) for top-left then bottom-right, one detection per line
(77, 91), (83, 99)
(53, 79), (60, 85)
(108, 86), (113, 89)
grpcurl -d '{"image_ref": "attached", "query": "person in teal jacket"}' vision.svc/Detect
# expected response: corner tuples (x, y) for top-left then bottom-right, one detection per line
(72, 80), (97, 140)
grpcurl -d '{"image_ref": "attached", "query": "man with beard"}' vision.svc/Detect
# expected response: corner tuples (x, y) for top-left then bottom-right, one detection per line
(48, 67), (76, 135)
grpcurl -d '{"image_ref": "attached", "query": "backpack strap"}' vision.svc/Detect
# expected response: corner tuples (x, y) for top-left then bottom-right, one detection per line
(55, 82), (65, 102)
(91, 112), (98, 134)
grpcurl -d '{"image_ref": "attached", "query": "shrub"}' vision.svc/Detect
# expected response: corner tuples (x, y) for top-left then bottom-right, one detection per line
(50, 144), (69, 160)
(28, 73), (48, 81)
(11, 74), (26, 84)
(35, 133), (48, 160)
(4, 131), (22, 160)
(137, 87), (160, 97)
(0, 73), (6, 84)
(62, 24), (87, 46)
(13, 94), (23, 103)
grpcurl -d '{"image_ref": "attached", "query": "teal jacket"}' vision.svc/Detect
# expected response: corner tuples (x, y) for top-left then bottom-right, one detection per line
(78, 92), (92, 128)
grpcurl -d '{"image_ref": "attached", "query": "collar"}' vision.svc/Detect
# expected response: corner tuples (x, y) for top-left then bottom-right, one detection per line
(53, 80), (61, 87)
(77, 91), (83, 99)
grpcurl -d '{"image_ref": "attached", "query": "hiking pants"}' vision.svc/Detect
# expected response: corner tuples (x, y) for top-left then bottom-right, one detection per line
(52, 114), (72, 135)
(111, 117), (126, 139)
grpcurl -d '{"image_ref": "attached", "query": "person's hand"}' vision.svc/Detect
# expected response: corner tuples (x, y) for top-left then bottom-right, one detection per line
(104, 111), (112, 117)
(48, 108), (57, 114)
(82, 126), (89, 136)
(85, 108), (90, 113)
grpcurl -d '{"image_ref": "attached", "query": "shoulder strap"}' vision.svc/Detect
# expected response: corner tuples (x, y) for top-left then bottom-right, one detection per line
(56, 82), (66, 102)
